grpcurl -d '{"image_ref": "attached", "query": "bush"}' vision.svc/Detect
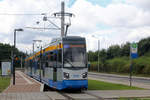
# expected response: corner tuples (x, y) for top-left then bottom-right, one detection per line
(89, 61), (103, 72)
(89, 56), (150, 75)
(133, 57), (150, 74)
(106, 57), (129, 73)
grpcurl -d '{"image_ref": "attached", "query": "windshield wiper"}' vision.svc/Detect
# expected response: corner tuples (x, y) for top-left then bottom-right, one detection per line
(64, 58), (75, 67)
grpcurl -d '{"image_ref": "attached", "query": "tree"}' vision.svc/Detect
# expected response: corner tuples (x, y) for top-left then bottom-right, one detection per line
(0, 43), (26, 68)
(88, 51), (97, 61)
(138, 37), (150, 56)
(120, 42), (130, 57)
(99, 49), (107, 63)
(107, 45), (121, 59)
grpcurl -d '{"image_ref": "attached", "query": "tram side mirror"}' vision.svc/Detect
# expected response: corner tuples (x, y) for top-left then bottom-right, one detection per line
(88, 62), (91, 67)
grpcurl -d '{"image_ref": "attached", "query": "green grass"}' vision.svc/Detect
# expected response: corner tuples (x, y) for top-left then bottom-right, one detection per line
(0, 69), (1, 75)
(119, 98), (150, 100)
(88, 79), (143, 90)
(0, 76), (10, 92)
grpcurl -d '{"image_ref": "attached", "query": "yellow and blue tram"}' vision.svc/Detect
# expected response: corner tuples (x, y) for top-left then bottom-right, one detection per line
(25, 36), (88, 90)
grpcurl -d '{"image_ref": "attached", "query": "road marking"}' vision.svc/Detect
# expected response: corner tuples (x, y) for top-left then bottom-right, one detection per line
(17, 71), (34, 84)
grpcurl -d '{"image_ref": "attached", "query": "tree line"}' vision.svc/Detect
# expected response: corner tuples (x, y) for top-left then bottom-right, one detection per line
(88, 37), (150, 62)
(88, 37), (150, 75)
(0, 43), (26, 68)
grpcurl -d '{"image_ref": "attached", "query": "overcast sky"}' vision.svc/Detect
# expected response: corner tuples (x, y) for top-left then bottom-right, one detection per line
(0, 0), (150, 53)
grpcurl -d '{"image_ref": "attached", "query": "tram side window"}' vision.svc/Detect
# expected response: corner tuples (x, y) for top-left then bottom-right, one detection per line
(57, 49), (62, 67)
(44, 53), (48, 67)
(37, 56), (40, 69)
(54, 51), (57, 61)
(53, 51), (57, 67)
(49, 52), (53, 68)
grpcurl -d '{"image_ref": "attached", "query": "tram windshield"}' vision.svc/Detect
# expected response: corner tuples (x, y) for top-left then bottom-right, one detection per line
(63, 44), (86, 68)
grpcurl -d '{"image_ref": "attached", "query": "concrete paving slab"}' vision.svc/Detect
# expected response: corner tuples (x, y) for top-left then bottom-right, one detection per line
(4, 71), (41, 93)
(64, 93), (99, 100)
(45, 92), (67, 100)
(86, 90), (150, 99)
(0, 92), (51, 100)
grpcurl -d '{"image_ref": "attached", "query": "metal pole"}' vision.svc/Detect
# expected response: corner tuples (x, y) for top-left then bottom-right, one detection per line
(98, 39), (100, 72)
(33, 42), (34, 55)
(130, 62), (132, 87)
(13, 30), (16, 85)
(129, 44), (132, 87)
(130, 53), (132, 87)
(11, 51), (13, 75)
(61, 1), (65, 37)
(14, 30), (16, 49)
(21, 56), (22, 69)
(39, 46), (42, 82)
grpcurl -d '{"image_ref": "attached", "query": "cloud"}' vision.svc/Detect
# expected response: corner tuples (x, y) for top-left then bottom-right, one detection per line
(0, 0), (150, 52)
(127, 26), (150, 42)
(0, 0), (61, 50)
(67, 0), (150, 51)
(126, 0), (150, 11)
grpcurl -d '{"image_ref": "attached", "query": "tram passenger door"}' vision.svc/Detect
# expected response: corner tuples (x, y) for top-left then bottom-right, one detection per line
(53, 50), (57, 82)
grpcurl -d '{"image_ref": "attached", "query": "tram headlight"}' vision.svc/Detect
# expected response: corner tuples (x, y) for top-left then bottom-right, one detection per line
(82, 72), (87, 78)
(63, 72), (70, 79)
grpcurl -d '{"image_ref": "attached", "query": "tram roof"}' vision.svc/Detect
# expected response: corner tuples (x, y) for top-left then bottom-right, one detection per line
(51, 36), (85, 42)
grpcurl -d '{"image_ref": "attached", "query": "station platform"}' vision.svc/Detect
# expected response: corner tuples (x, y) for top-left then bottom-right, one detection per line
(4, 71), (43, 93)
(0, 92), (68, 100)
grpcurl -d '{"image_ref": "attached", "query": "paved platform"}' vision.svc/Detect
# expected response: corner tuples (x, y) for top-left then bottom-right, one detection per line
(4, 71), (43, 93)
(0, 92), (67, 100)
(86, 90), (150, 99)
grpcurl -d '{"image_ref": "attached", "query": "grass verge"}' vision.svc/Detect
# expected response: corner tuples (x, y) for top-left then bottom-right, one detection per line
(88, 79), (143, 90)
(0, 76), (10, 92)
(119, 98), (150, 100)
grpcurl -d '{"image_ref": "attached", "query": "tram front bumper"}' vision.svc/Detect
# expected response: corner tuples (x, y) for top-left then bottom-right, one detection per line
(62, 80), (88, 89)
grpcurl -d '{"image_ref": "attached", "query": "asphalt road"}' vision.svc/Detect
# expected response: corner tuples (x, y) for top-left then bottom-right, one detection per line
(88, 72), (150, 89)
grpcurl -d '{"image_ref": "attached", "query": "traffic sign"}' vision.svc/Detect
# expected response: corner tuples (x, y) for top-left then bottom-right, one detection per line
(130, 42), (138, 59)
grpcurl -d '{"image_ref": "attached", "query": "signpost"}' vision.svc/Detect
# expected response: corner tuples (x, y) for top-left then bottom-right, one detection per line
(130, 42), (138, 86)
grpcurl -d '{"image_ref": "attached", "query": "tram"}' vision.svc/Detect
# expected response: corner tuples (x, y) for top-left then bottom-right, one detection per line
(25, 36), (88, 90)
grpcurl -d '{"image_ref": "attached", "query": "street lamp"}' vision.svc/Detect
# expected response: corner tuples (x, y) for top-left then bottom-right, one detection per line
(13, 28), (23, 85)
(92, 35), (100, 72)
(14, 29), (23, 48)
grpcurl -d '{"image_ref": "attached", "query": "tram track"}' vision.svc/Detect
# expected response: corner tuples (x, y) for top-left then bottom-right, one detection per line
(43, 84), (100, 100)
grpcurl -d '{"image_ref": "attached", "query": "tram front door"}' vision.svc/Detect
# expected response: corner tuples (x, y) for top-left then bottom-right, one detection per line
(53, 67), (57, 82)
(53, 50), (57, 82)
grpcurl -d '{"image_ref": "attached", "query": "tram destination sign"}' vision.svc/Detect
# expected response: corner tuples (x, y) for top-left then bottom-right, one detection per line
(130, 42), (138, 59)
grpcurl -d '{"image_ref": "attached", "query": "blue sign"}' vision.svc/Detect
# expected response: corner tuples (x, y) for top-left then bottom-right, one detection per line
(130, 43), (138, 59)
(131, 53), (138, 59)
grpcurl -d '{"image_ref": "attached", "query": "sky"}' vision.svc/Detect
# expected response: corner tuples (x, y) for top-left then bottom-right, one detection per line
(0, 0), (150, 53)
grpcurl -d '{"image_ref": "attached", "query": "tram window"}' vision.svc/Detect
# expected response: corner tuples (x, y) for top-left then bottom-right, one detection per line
(58, 49), (62, 62)
(46, 62), (48, 67)
(48, 52), (53, 68)
(37, 57), (40, 69)
(54, 51), (57, 61)
(50, 52), (53, 61)
(53, 51), (57, 68)
(57, 49), (62, 67)
(46, 55), (48, 61)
